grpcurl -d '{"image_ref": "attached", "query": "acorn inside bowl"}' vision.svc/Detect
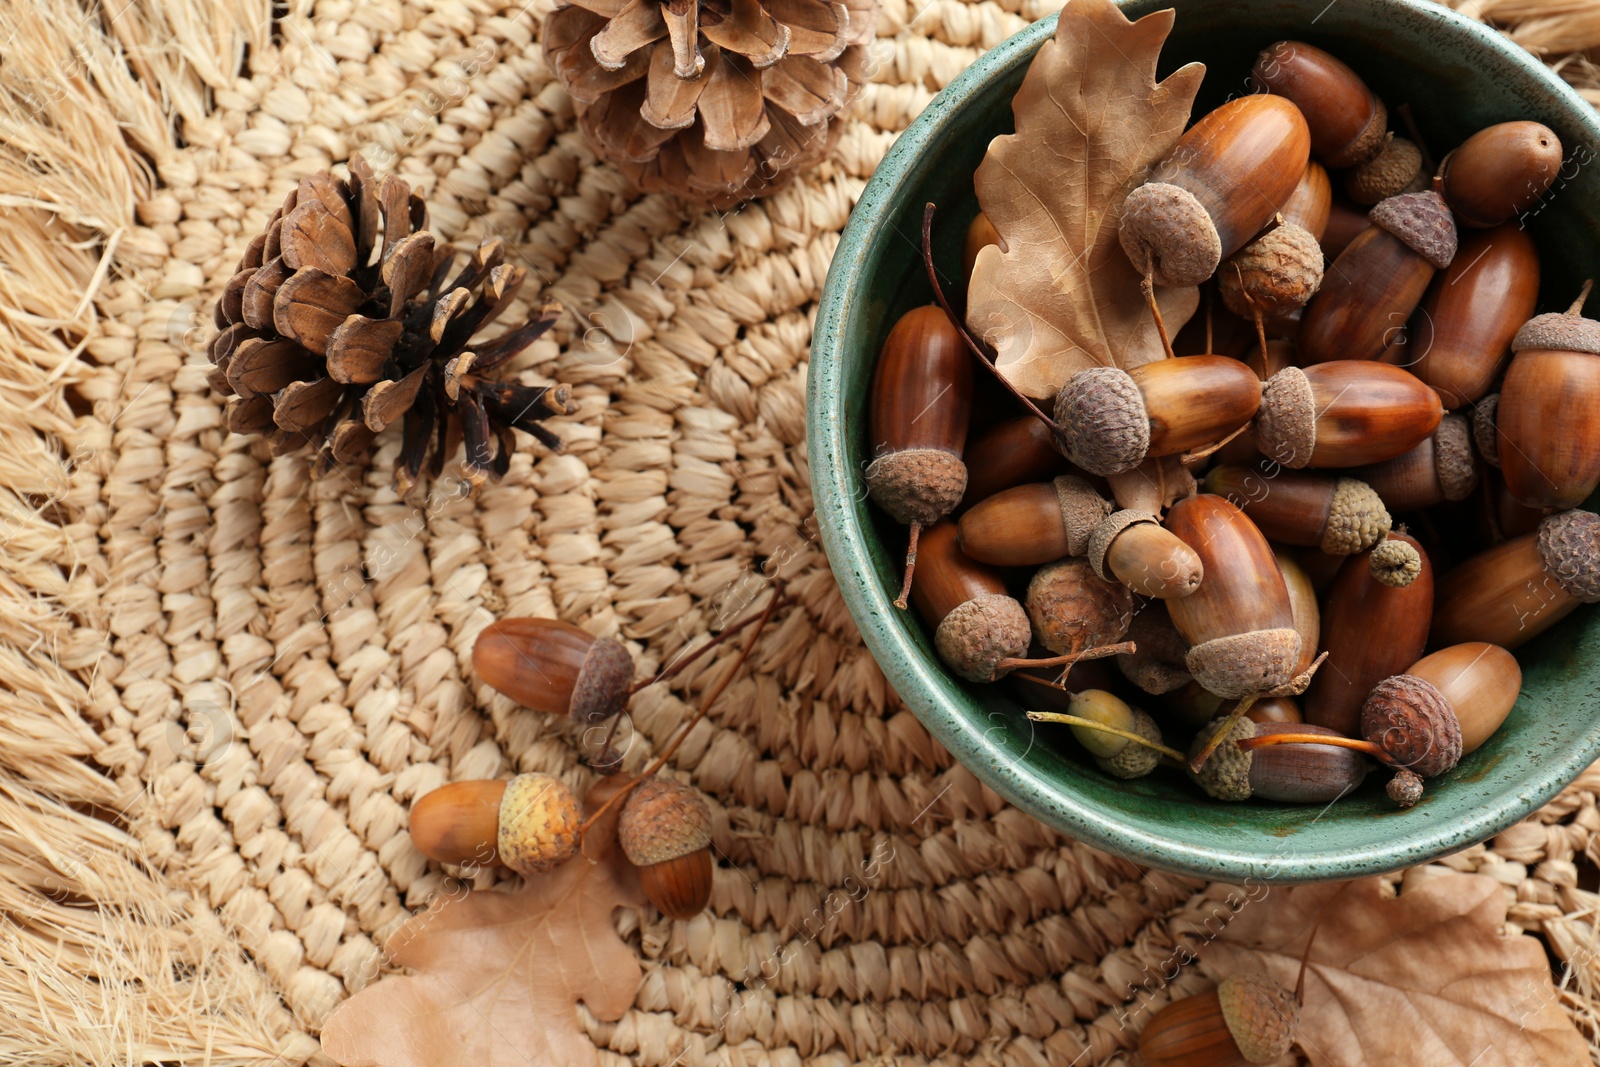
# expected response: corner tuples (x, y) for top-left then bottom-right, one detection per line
(807, 0), (1600, 883)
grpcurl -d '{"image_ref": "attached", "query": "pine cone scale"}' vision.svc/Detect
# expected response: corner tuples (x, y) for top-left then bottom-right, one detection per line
(590, 0), (666, 69)
(698, 51), (770, 151)
(241, 258), (289, 329)
(281, 199), (357, 276)
(641, 41), (704, 129)
(326, 316), (401, 384)
(701, 0), (789, 68)
(763, 54), (847, 125)
(273, 270), (366, 354)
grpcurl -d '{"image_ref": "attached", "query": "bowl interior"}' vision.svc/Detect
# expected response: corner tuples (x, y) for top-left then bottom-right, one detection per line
(810, 0), (1600, 883)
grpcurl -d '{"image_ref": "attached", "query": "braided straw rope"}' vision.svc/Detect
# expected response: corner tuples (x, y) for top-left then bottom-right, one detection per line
(0, 0), (1597, 1064)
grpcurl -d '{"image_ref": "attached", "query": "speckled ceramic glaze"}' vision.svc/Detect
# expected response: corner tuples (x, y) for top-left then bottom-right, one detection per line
(808, 0), (1600, 883)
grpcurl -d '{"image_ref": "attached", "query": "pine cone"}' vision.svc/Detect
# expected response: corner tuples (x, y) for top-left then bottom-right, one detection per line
(208, 156), (575, 494)
(544, 0), (877, 206)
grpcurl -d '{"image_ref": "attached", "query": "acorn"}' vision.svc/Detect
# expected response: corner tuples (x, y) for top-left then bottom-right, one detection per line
(1353, 413), (1478, 513)
(909, 521), (1031, 682)
(1140, 972), (1300, 1067)
(1120, 94), (1312, 288)
(1432, 509), (1600, 650)
(1187, 717), (1366, 804)
(1496, 283), (1600, 510)
(473, 618), (634, 725)
(1299, 191), (1458, 365)
(1476, 468), (1544, 545)
(866, 306), (974, 607)
(1408, 224), (1540, 409)
(957, 476), (1114, 568)
(1052, 355), (1262, 475)
(1117, 605), (1193, 696)
(409, 772), (582, 875)
(1439, 121), (1564, 229)
(618, 776), (713, 920)
(1366, 642), (1522, 761)
(1276, 549), (1322, 679)
(1251, 40), (1387, 168)
(963, 210), (1001, 286)
(1256, 360), (1444, 469)
(1218, 160), (1332, 338)
(1303, 531), (1433, 736)
(1345, 134), (1424, 206)
(1164, 494), (1302, 700)
(1248, 697), (1305, 725)
(1025, 557), (1135, 659)
(1087, 510), (1205, 599)
(958, 415), (1070, 510)
(1205, 462), (1391, 556)
(1039, 688), (1175, 779)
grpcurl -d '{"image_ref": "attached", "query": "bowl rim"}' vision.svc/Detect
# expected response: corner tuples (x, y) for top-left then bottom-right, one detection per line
(808, 0), (1600, 883)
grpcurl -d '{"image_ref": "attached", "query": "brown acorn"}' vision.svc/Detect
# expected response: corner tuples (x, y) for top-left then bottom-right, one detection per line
(409, 772), (582, 875)
(1086, 510), (1206, 600)
(1053, 355), (1262, 476)
(1407, 224), (1540, 408)
(1432, 510), (1600, 650)
(909, 521), (1031, 682)
(1276, 548), (1322, 679)
(958, 415), (1070, 510)
(1353, 413), (1478, 513)
(1188, 717), (1365, 805)
(473, 618), (634, 725)
(1205, 462), (1391, 556)
(1476, 468), (1544, 545)
(1248, 697), (1305, 726)
(1303, 531), (1433, 736)
(1120, 95), (1312, 288)
(1219, 160), (1332, 336)
(1025, 557), (1134, 659)
(1251, 40), (1386, 168)
(1256, 360), (1444, 469)
(1299, 191), (1458, 365)
(1497, 284), (1600, 510)
(1398, 642), (1521, 754)
(866, 306), (974, 606)
(1164, 494), (1301, 699)
(1439, 121), (1564, 229)
(957, 476), (1113, 568)
(618, 777), (714, 920)
(1140, 972), (1300, 1066)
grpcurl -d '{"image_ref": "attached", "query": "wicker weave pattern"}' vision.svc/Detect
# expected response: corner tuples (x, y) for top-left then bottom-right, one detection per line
(0, 0), (1598, 1064)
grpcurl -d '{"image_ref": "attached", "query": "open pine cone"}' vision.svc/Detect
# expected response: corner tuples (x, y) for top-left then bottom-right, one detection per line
(544, 0), (877, 206)
(208, 156), (575, 494)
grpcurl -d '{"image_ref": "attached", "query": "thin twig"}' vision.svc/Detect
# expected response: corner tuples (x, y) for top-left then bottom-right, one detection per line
(894, 522), (921, 611)
(994, 640), (1136, 675)
(1025, 710), (1187, 762)
(1188, 692), (1261, 773)
(628, 596), (790, 694)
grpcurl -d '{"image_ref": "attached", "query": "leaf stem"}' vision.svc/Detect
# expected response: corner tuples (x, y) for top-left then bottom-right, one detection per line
(1025, 710), (1187, 762)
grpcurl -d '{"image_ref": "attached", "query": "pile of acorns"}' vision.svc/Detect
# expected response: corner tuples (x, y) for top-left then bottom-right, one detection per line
(869, 40), (1600, 811)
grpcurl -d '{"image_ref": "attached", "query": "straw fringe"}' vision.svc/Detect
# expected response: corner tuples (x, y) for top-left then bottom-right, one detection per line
(0, 0), (1595, 1064)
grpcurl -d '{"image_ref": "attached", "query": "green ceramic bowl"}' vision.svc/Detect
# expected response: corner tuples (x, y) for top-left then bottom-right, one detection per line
(809, 0), (1600, 883)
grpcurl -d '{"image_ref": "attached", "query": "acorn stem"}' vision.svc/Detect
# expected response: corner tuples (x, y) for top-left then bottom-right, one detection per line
(1181, 421), (1252, 464)
(628, 595), (791, 694)
(993, 640), (1138, 674)
(1141, 262), (1177, 362)
(1568, 279), (1594, 316)
(1251, 301), (1270, 371)
(894, 522), (921, 610)
(921, 202), (1062, 435)
(1204, 283), (1215, 354)
(1187, 692), (1261, 773)
(1235, 730), (1402, 768)
(579, 583), (784, 839)
(1025, 711), (1187, 762)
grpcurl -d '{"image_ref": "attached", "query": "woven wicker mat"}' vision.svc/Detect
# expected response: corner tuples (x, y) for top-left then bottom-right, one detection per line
(2, 0), (1599, 1064)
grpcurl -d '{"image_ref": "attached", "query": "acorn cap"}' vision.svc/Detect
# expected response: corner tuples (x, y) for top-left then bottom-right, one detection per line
(1361, 673), (1463, 777)
(1119, 181), (1223, 288)
(1117, 608), (1192, 695)
(1369, 191), (1458, 270)
(1511, 311), (1600, 355)
(1087, 509), (1157, 582)
(1472, 393), (1501, 468)
(571, 636), (634, 725)
(1388, 768), (1426, 808)
(1095, 706), (1164, 779)
(618, 776), (712, 867)
(1188, 715), (1257, 801)
(1055, 474), (1115, 557)
(1321, 478), (1391, 555)
(1185, 627), (1300, 700)
(1053, 367), (1150, 476)
(1217, 973), (1300, 1063)
(934, 593), (1031, 682)
(1369, 538), (1423, 588)
(1433, 413), (1478, 502)
(1340, 94), (1389, 169)
(1257, 366), (1316, 469)
(1345, 134), (1423, 206)
(865, 448), (968, 526)
(1537, 510), (1600, 603)
(1218, 222), (1325, 319)
(497, 772), (582, 876)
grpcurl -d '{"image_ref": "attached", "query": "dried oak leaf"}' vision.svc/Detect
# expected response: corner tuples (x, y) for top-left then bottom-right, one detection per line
(320, 852), (644, 1067)
(1199, 873), (1588, 1066)
(966, 0), (1204, 399)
